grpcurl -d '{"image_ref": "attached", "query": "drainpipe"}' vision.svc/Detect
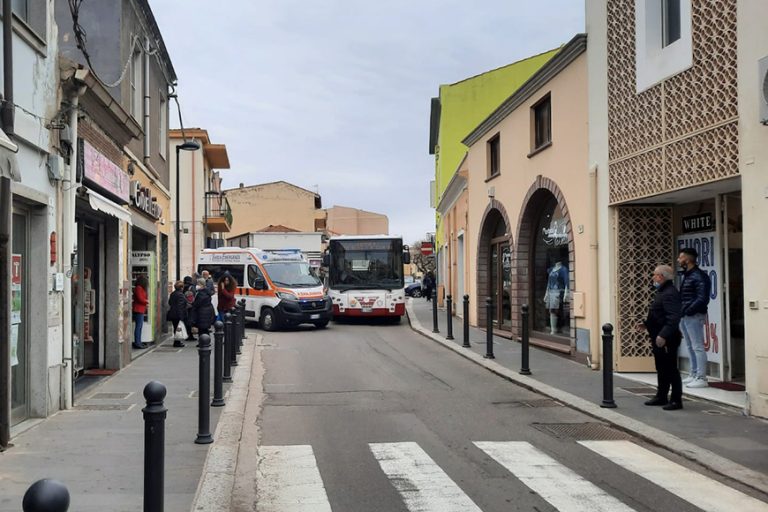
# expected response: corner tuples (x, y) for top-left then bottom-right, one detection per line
(588, 165), (601, 370)
(143, 37), (150, 166)
(61, 75), (87, 410)
(0, 0), (14, 448)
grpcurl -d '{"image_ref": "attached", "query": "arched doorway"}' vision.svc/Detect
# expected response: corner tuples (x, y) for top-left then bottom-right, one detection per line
(477, 200), (512, 332)
(515, 178), (574, 347)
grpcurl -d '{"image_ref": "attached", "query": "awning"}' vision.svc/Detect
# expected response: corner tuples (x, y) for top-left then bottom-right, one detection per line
(88, 189), (132, 225)
(0, 138), (20, 182)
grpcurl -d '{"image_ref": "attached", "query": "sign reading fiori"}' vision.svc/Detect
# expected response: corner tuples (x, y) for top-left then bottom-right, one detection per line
(130, 181), (162, 220)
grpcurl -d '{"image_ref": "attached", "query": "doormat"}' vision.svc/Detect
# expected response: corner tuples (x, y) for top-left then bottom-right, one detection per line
(707, 381), (745, 391)
(83, 369), (117, 376)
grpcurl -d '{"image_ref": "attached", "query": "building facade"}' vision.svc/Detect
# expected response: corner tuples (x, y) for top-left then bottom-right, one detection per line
(325, 205), (388, 236)
(462, 36), (594, 356)
(169, 129), (231, 280)
(588, 0), (767, 416)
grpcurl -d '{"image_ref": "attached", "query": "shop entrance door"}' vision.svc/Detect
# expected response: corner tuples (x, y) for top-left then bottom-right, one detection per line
(11, 211), (29, 425)
(490, 238), (512, 331)
(723, 193), (744, 382)
(82, 224), (102, 370)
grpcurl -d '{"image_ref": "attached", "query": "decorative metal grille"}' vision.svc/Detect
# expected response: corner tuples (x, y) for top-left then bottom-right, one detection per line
(606, 0), (739, 204)
(616, 207), (673, 359)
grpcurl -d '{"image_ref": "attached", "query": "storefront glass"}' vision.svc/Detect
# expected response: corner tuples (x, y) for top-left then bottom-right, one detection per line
(11, 211), (28, 424)
(531, 195), (570, 337)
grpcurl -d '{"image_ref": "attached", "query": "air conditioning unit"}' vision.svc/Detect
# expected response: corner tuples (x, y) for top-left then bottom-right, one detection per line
(760, 55), (768, 125)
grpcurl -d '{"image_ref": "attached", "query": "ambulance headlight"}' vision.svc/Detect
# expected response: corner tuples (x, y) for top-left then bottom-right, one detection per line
(276, 291), (298, 301)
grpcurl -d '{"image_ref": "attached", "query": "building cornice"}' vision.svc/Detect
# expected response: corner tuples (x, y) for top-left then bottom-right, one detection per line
(463, 33), (587, 147)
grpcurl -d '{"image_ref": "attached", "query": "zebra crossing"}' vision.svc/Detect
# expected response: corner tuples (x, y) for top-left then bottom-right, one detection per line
(254, 440), (768, 512)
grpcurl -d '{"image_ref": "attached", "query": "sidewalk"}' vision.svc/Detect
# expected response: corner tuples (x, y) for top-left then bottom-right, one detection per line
(0, 331), (256, 512)
(407, 298), (768, 493)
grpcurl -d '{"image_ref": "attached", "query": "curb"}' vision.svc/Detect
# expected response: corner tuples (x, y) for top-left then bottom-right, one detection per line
(406, 301), (768, 497)
(190, 332), (259, 512)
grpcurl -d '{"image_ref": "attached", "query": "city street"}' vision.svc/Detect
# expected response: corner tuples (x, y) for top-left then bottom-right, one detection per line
(233, 317), (768, 511)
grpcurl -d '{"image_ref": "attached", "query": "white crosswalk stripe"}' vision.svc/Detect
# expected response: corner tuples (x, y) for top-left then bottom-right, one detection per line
(474, 441), (637, 512)
(369, 442), (483, 511)
(580, 440), (768, 512)
(256, 445), (332, 512)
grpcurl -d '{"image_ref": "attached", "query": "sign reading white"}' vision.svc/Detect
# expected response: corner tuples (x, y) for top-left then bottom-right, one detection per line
(676, 232), (722, 365)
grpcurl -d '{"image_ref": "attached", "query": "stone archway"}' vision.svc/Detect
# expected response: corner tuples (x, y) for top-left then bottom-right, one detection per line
(513, 176), (575, 345)
(476, 199), (512, 327)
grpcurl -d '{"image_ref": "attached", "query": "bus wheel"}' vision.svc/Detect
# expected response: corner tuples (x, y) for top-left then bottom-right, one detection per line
(314, 320), (329, 329)
(260, 308), (278, 331)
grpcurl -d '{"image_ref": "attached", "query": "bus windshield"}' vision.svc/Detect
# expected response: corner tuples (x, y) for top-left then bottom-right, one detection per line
(263, 261), (321, 288)
(328, 239), (404, 290)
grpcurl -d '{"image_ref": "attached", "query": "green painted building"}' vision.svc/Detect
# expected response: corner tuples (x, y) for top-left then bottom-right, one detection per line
(428, 49), (559, 248)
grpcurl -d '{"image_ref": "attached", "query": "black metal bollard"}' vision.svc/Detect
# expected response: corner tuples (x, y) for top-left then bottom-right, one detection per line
(601, 323), (617, 408)
(520, 304), (531, 375)
(234, 305), (242, 356)
(239, 299), (247, 343)
(143, 381), (167, 512)
(230, 309), (239, 367)
(22, 479), (70, 512)
(195, 334), (213, 444)
(484, 297), (495, 359)
(431, 288), (439, 333)
(223, 313), (233, 383)
(446, 295), (454, 340)
(462, 295), (471, 348)
(212, 321), (225, 407)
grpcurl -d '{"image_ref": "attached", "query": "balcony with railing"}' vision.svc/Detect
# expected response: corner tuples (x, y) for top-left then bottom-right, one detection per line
(204, 192), (233, 232)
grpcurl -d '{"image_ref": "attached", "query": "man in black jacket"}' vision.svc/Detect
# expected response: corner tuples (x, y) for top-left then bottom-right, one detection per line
(637, 265), (683, 410)
(678, 247), (711, 388)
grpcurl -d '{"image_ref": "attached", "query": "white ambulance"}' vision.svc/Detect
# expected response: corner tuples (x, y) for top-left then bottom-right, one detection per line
(196, 247), (331, 331)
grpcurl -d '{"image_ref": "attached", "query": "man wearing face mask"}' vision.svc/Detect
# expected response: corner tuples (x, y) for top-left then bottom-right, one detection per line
(636, 265), (683, 410)
(677, 247), (711, 389)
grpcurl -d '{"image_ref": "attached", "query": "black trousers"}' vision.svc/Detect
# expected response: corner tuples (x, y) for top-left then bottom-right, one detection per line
(652, 342), (682, 402)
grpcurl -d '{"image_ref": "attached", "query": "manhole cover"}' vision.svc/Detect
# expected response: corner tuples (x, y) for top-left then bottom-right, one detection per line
(90, 392), (131, 400)
(620, 387), (658, 395)
(493, 399), (564, 408)
(533, 422), (631, 441)
(74, 404), (133, 411)
(155, 347), (182, 353)
(702, 409), (729, 416)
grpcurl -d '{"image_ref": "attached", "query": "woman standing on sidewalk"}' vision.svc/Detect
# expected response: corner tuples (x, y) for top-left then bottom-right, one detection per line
(191, 278), (216, 337)
(216, 272), (237, 321)
(167, 280), (188, 347)
(132, 275), (149, 349)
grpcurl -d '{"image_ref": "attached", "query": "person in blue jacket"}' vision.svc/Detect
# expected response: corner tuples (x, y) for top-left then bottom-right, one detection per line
(677, 247), (711, 389)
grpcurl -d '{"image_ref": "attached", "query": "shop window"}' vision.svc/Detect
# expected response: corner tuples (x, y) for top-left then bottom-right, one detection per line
(531, 194), (570, 337)
(130, 48), (143, 122)
(487, 134), (500, 179)
(531, 95), (551, 153)
(11, 0), (46, 41)
(662, 0), (681, 47)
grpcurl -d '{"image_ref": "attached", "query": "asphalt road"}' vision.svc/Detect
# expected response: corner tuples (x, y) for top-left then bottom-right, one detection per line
(242, 317), (768, 512)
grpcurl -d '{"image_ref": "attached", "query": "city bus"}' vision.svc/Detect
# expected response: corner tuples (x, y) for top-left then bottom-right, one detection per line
(324, 235), (410, 321)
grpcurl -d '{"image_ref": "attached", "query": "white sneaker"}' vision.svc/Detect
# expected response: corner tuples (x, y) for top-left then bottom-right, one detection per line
(686, 377), (709, 388)
(682, 375), (695, 384)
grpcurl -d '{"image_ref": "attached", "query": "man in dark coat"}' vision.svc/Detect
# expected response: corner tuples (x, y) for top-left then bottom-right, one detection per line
(167, 280), (188, 348)
(191, 278), (216, 336)
(637, 265), (683, 410)
(182, 276), (197, 341)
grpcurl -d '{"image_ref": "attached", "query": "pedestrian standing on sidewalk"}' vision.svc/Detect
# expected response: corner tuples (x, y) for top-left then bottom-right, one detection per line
(132, 275), (149, 350)
(636, 265), (683, 411)
(202, 270), (216, 295)
(423, 271), (435, 301)
(191, 277), (216, 337)
(167, 280), (188, 347)
(677, 247), (711, 389)
(216, 272), (237, 321)
(183, 275), (197, 341)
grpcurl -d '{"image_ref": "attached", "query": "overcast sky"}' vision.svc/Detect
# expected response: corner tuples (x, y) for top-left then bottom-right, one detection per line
(151, 1), (585, 245)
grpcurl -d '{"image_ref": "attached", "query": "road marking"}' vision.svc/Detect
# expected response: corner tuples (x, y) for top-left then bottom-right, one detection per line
(369, 442), (482, 511)
(474, 441), (636, 512)
(580, 440), (768, 512)
(256, 445), (332, 512)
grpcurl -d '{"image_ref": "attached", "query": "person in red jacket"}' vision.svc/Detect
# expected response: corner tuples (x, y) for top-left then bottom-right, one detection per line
(217, 272), (237, 320)
(132, 275), (149, 349)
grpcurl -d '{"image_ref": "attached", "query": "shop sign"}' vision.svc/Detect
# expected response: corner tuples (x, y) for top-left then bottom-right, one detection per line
(130, 181), (163, 220)
(82, 141), (130, 203)
(682, 213), (714, 234)
(542, 218), (568, 246)
(676, 232), (722, 365)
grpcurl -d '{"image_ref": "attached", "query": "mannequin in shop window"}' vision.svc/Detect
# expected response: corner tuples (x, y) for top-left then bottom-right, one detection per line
(543, 261), (569, 334)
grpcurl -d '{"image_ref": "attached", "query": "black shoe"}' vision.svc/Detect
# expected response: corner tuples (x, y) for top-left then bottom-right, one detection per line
(141, 343), (149, 348)
(173, 341), (186, 348)
(663, 401), (683, 411)
(644, 397), (668, 406)
(132, 343), (144, 350)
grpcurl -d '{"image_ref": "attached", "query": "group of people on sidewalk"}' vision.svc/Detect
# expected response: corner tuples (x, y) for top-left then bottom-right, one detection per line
(131, 270), (239, 350)
(637, 247), (711, 411)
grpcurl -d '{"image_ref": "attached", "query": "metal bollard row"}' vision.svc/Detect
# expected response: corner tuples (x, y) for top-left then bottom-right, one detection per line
(484, 297), (495, 359)
(601, 323), (617, 408)
(212, 321), (225, 407)
(223, 312), (233, 383)
(462, 295), (470, 348)
(446, 295), (454, 340)
(431, 288), (439, 333)
(520, 304), (531, 375)
(195, 334), (213, 444)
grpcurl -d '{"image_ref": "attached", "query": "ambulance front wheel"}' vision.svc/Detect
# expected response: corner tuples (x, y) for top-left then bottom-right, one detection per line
(260, 308), (279, 331)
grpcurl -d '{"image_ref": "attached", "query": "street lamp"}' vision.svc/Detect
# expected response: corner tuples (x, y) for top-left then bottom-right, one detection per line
(176, 140), (201, 281)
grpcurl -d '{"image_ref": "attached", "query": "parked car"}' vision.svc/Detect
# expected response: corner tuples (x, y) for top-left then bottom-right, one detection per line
(405, 279), (423, 297)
